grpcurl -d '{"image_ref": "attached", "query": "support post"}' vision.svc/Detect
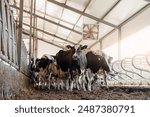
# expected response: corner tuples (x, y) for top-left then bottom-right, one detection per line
(29, 0), (33, 70)
(118, 28), (121, 60)
(17, 0), (24, 70)
(34, 16), (38, 59)
(100, 40), (102, 51)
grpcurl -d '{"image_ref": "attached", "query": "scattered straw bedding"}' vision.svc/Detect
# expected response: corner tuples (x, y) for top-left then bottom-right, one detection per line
(11, 86), (150, 100)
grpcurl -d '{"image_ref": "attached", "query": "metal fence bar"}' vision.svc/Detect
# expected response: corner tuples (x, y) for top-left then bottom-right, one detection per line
(132, 54), (150, 78)
(121, 58), (147, 80)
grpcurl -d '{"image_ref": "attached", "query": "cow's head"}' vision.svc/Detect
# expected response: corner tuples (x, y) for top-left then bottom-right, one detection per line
(72, 45), (88, 60)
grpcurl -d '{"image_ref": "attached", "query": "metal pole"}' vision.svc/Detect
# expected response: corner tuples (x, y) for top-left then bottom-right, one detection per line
(17, 0), (24, 70)
(35, 16), (38, 58)
(118, 28), (121, 60)
(29, 0), (33, 70)
(100, 40), (102, 50)
(33, 0), (36, 59)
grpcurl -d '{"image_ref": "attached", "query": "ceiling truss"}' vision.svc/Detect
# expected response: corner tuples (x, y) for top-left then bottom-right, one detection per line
(10, 0), (150, 49)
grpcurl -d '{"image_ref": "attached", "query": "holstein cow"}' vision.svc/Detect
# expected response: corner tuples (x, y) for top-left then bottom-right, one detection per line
(29, 58), (40, 86)
(34, 54), (55, 88)
(73, 45), (112, 91)
(55, 45), (80, 91)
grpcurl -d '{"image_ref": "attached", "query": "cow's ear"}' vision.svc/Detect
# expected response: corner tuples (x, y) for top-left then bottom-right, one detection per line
(66, 45), (73, 50)
(81, 45), (88, 50)
(35, 58), (40, 62)
(77, 45), (82, 50)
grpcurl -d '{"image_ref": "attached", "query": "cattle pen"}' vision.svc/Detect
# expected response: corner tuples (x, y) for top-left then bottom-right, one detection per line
(1, 0), (150, 100)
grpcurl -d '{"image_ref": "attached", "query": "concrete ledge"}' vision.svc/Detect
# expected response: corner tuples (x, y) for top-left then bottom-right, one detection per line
(0, 60), (28, 99)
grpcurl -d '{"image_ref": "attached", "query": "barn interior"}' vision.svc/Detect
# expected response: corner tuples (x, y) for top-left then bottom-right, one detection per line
(0, 0), (150, 99)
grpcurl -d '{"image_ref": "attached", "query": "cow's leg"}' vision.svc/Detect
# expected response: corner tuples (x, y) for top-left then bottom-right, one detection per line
(41, 78), (45, 89)
(64, 71), (70, 91)
(79, 72), (86, 91)
(82, 74), (87, 91)
(57, 79), (63, 90)
(78, 75), (82, 90)
(75, 76), (80, 90)
(85, 70), (90, 91)
(70, 79), (74, 91)
(91, 74), (98, 90)
(48, 72), (52, 90)
(57, 80), (60, 90)
(79, 69), (86, 91)
(60, 80), (64, 90)
(85, 69), (93, 92)
(38, 77), (41, 87)
(34, 72), (39, 87)
(68, 71), (74, 91)
(104, 71), (108, 89)
(65, 79), (69, 91)
(54, 77), (57, 89)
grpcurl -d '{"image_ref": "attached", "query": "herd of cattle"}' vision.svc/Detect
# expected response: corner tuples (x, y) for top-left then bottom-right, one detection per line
(30, 45), (115, 91)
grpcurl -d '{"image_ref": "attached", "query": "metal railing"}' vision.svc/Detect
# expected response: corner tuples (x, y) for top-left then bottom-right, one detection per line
(111, 52), (150, 86)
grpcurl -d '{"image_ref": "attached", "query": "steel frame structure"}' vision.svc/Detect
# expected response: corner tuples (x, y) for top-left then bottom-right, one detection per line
(10, 0), (150, 57)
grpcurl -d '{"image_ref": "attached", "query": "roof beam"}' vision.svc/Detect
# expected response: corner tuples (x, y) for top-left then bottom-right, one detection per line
(23, 30), (63, 49)
(118, 4), (150, 28)
(89, 3), (150, 49)
(66, 0), (92, 43)
(47, 0), (118, 28)
(11, 5), (82, 35)
(100, 0), (121, 19)
(76, 0), (121, 45)
(23, 23), (76, 45)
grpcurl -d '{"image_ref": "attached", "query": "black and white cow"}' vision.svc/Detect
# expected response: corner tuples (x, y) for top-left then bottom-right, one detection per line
(34, 54), (55, 88)
(55, 45), (81, 91)
(73, 45), (112, 91)
(29, 58), (40, 86)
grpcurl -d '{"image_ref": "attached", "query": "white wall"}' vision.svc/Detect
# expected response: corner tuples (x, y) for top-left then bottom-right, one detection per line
(121, 7), (150, 39)
(91, 41), (100, 51)
(100, 6), (150, 60)
(102, 30), (119, 60)
(102, 30), (118, 49)
(121, 7), (150, 59)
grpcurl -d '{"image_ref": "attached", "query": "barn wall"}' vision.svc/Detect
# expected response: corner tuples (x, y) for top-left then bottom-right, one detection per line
(121, 7), (150, 39)
(101, 30), (119, 60)
(101, 6), (150, 60)
(0, 60), (28, 99)
(0, 0), (29, 99)
(120, 7), (150, 58)
(102, 30), (118, 49)
(91, 41), (100, 52)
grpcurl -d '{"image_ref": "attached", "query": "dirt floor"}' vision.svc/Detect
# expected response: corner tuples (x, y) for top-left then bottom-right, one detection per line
(12, 85), (150, 100)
